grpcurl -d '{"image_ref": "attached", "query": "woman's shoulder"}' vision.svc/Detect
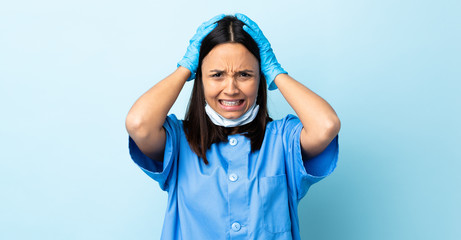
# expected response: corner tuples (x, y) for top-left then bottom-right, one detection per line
(266, 114), (302, 133)
(164, 114), (185, 133)
(165, 114), (186, 125)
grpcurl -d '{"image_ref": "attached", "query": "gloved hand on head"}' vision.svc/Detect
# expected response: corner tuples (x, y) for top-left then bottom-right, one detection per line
(177, 14), (226, 81)
(178, 13), (287, 89)
(235, 13), (287, 90)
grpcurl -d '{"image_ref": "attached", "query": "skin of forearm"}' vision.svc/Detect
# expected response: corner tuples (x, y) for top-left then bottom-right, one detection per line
(126, 66), (189, 136)
(274, 73), (340, 140)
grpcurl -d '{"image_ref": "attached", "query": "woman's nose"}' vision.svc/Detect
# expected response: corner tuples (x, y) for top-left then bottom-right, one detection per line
(223, 77), (239, 95)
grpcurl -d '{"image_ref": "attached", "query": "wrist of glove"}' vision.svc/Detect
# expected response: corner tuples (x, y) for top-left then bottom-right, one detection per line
(261, 48), (288, 90)
(177, 56), (196, 81)
(264, 62), (287, 90)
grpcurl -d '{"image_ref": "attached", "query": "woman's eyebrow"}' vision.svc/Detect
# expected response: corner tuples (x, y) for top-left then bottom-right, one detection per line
(209, 69), (225, 73)
(209, 69), (254, 72)
(238, 69), (254, 73)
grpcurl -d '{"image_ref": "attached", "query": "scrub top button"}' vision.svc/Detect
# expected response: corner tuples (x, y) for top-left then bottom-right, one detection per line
(231, 222), (241, 231)
(229, 138), (237, 146)
(229, 173), (238, 182)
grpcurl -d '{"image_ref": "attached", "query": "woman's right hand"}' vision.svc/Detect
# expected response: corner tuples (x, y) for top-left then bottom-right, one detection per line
(177, 14), (225, 81)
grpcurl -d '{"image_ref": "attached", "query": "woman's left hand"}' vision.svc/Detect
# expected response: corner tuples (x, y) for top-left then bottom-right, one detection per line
(235, 13), (287, 90)
(178, 14), (225, 81)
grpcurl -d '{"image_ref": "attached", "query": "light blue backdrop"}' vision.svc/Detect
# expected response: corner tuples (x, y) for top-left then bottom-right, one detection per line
(1, 0), (460, 239)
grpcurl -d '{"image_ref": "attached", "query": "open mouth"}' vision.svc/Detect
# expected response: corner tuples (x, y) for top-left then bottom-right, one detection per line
(219, 99), (244, 106)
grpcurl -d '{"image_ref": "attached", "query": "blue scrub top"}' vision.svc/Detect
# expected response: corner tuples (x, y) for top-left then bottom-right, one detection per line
(128, 114), (339, 240)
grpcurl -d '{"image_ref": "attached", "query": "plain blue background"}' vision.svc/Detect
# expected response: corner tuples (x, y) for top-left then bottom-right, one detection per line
(1, 0), (460, 239)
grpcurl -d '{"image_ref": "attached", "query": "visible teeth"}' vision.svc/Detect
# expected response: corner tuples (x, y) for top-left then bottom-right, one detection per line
(221, 100), (241, 106)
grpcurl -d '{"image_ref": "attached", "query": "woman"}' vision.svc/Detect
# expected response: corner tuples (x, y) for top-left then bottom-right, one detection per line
(126, 13), (340, 240)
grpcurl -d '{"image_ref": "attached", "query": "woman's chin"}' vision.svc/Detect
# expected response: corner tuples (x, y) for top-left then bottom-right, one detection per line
(219, 112), (244, 119)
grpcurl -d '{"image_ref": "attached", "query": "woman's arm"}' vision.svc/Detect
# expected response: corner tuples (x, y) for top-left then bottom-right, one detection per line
(125, 67), (189, 161)
(125, 14), (225, 162)
(274, 74), (341, 159)
(234, 14), (340, 159)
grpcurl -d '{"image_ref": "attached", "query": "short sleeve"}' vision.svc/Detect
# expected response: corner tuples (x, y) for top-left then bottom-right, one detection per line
(128, 114), (181, 191)
(282, 114), (339, 200)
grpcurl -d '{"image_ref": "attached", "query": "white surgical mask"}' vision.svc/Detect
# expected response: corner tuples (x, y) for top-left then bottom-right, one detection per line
(205, 101), (259, 127)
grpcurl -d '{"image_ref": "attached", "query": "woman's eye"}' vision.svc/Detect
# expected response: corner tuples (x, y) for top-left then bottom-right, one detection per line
(240, 73), (251, 77)
(211, 73), (222, 77)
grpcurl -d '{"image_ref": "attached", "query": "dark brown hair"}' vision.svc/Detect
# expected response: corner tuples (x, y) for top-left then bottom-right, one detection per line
(183, 15), (272, 164)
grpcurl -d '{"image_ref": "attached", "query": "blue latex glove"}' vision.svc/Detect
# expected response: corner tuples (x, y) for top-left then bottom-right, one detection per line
(177, 14), (226, 81)
(235, 13), (287, 90)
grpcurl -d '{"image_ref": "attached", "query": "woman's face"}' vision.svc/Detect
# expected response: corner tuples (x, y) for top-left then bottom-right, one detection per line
(201, 43), (260, 119)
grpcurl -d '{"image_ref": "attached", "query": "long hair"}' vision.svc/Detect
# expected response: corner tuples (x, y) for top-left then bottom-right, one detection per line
(183, 15), (272, 164)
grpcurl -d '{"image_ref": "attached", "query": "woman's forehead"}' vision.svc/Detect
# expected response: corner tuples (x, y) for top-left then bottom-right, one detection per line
(202, 43), (259, 71)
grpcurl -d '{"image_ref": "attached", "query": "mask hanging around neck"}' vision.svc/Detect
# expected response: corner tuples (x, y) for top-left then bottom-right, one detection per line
(205, 101), (260, 127)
